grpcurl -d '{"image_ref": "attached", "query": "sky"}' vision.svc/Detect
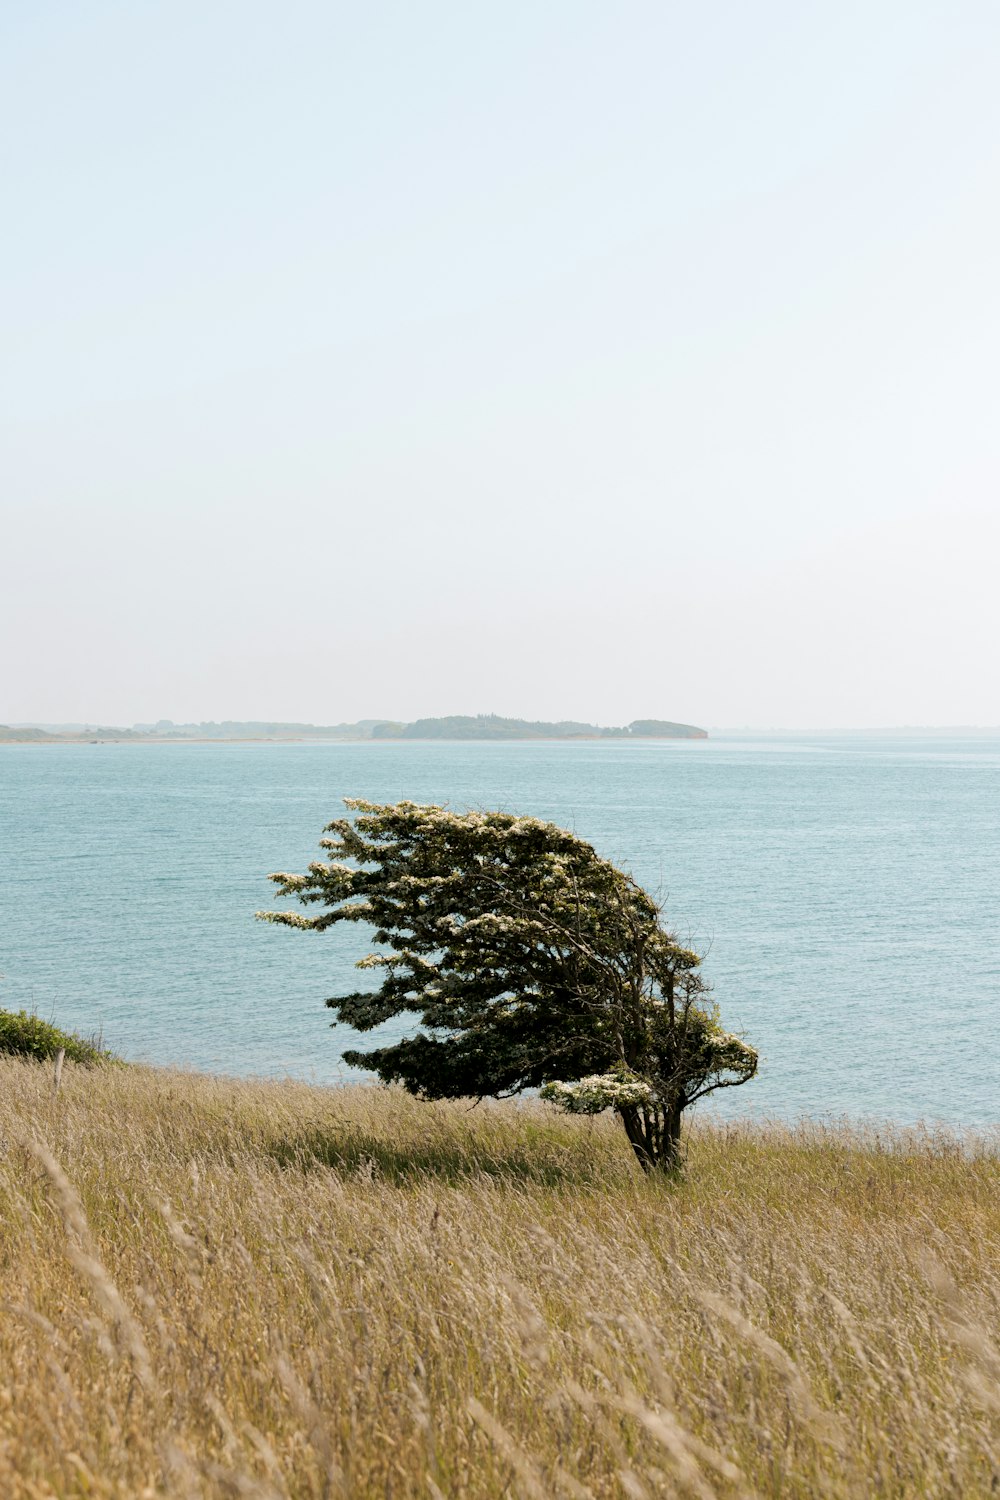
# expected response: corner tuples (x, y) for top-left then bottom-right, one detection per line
(3, 1), (999, 729)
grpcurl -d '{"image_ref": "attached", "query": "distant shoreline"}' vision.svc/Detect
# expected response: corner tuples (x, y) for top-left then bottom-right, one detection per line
(0, 713), (709, 745)
(0, 733), (709, 746)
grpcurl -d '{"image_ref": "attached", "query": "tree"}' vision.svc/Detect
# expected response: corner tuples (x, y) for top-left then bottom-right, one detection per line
(258, 800), (757, 1172)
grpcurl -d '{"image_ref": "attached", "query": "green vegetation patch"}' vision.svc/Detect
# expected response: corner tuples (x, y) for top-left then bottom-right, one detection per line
(0, 1008), (114, 1065)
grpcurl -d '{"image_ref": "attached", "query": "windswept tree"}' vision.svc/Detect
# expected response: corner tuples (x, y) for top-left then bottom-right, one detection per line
(259, 800), (757, 1172)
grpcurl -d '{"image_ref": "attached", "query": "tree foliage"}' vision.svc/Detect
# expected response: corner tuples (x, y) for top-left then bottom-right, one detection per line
(259, 800), (757, 1171)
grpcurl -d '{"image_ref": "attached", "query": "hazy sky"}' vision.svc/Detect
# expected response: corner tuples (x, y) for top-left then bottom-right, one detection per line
(3, 2), (998, 728)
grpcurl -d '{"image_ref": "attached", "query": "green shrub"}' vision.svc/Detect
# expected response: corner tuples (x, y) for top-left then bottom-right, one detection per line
(0, 1009), (114, 1065)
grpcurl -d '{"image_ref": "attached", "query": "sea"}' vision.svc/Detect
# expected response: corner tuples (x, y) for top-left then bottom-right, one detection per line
(1, 733), (997, 1127)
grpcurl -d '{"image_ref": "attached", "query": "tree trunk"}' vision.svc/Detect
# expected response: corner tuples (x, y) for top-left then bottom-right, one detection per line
(663, 1102), (683, 1171)
(619, 1103), (684, 1173)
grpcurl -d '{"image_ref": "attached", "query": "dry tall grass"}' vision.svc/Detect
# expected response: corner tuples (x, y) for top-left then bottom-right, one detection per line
(0, 1056), (996, 1498)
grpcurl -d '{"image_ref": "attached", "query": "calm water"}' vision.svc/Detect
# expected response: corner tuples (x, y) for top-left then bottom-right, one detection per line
(1, 734), (997, 1125)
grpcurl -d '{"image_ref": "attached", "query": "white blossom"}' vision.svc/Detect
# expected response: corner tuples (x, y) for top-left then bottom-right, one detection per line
(540, 1072), (655, 1115)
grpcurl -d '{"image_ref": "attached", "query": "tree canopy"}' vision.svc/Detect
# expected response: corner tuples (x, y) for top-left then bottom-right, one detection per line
(259, 800), (757, 1170)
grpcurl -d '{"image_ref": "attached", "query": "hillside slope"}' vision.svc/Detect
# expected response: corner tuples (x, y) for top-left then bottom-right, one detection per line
(1, 1061), (996, 1497)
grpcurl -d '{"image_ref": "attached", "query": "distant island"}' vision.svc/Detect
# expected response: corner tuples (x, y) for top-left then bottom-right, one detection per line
(0, 714), (707, 744)
(370, 715), (707, 741)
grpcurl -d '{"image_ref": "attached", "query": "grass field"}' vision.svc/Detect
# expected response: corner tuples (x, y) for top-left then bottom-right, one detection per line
(1, 1057), (997, 1498)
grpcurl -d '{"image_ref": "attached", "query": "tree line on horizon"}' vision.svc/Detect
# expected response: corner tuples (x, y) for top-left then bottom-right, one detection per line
(1, 714), (708, 743)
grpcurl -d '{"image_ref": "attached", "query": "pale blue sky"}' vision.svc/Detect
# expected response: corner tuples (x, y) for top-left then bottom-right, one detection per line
(3, 2), (998, 727)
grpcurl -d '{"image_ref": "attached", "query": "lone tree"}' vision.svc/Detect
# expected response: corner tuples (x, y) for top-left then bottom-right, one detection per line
(259, 800), (757, 1172)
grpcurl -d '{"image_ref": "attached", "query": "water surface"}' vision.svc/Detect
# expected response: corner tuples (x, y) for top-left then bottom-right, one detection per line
(1, 733), (996, 1124)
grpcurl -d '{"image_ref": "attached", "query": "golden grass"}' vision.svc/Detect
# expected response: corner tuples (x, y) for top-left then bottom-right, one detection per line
(0, 1057), (997, 1498)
